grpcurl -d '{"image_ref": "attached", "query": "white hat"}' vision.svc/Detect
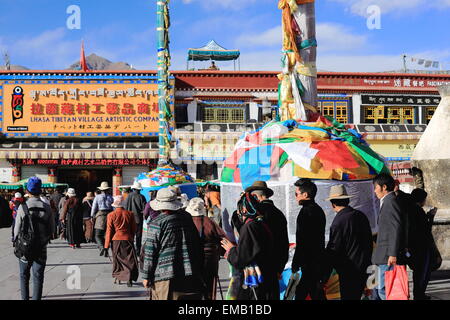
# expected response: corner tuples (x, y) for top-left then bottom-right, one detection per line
(326, 184), (353, 201)
(66, 188), (76, 197)
(186, 197), (206, 217)
(131, 181), (143, 190)
(98, 181), (111, 190)
(150, 188), (183, 212)
(168, 185), (181, 195)
(112, 195), (124, 208)
(14, 192), (22, 198)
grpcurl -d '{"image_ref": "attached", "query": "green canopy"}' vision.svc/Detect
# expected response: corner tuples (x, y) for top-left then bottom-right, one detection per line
(187, 40), (240, 61)
(0, 178), (69, 190)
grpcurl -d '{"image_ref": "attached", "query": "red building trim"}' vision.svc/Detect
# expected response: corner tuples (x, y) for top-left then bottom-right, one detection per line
(1, 70), (449, 94)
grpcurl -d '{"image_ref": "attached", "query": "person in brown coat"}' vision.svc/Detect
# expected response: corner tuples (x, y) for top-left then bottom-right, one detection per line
(105, 195), (138, 287)
(186, 197), (226, 300)
(81, 192), (95, 243)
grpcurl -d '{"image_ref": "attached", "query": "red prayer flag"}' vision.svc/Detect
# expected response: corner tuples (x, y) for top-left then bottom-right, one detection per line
(310, 140), (359, 171)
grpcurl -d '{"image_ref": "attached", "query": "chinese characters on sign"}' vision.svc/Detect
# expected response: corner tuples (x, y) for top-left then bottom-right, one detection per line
(20, 159), (156, 167)
(1, 82), (174, 135)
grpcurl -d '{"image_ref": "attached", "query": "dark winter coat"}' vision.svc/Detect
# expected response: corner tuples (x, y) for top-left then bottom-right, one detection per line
(61, 197), (84, 245)
(258, 199), (289, 274)
(291, 200), (326, 271)
(124, 190), (147, 225)
(325, 206), (373, 278)
(226, 217), (278, 300)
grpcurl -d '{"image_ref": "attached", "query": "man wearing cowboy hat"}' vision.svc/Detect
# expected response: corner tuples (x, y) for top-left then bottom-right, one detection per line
(91, 181), (114, 257)
(141, 188), (204, 300)
(124, 181), (147, 254)
(324, 184), (373, 300)
(245, 181), (289, 281)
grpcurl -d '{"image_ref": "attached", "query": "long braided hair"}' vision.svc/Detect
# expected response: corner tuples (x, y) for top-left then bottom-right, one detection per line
(238, 192), (263, 222)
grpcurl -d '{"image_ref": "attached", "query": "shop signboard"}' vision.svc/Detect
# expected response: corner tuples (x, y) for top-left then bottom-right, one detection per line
(0, 80), (174, 137)
(368, 140), (418, 159)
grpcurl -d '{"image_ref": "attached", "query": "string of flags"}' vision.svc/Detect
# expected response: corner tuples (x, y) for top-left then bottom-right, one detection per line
(410, 56), (441, 69)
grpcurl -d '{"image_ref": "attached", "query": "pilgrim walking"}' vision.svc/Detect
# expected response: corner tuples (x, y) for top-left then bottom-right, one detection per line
(105, 195), (139, 287)
(324, 185), (373, 300)
(141, 188), (204, 300)
(245, 181), (289, 283)
(91, 181), (114, 257)
(82, 192), (95, 243)
(291, 178), (327, 300)
(372, 174), (406, 300)
(221, 192), (278, 300)
(124, 181), (147, 254)
(60, 188), (84, 248)
(14, 177), (55, 300)
(187, 197), (227, 300)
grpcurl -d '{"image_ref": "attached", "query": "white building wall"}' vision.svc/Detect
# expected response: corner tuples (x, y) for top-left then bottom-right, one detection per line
(352, 94), (362, 124)
(187, 100), (197, 123)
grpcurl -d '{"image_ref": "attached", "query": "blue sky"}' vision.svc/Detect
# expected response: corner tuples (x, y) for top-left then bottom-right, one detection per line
(0, 0), (449, 72)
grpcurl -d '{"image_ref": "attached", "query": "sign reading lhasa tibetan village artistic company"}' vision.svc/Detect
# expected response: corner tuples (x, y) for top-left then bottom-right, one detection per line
(1, 82), (174, 136)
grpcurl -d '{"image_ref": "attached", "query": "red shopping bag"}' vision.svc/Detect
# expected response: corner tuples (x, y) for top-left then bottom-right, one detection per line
(385, 265), (409, 300)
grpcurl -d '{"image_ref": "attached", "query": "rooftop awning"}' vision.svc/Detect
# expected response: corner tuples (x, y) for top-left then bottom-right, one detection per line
(187, 40), (240, 61)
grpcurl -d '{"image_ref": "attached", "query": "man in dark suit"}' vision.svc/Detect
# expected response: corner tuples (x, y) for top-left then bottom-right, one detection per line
(291, 178), (326, 300)
(245, 181), (290, 284)
(372, 174), (406, 300)
(324, 184), (373, 300)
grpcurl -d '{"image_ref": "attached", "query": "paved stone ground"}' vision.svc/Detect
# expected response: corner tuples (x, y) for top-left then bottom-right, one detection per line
(0, 228), (448, 300)
(0, 228), (229, 300)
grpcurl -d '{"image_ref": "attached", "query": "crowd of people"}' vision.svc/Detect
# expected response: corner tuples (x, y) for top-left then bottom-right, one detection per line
(1, 172), (441, 300)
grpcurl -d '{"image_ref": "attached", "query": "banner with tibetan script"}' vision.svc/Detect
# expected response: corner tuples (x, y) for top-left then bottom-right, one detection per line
(0, 82), (174, 136)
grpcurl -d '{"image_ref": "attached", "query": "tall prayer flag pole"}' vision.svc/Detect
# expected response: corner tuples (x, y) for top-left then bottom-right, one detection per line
(156, 0), (172, 164)
(278, 0), (318, 121)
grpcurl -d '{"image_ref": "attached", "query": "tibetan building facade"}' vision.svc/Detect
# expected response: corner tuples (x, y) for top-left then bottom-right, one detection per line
(1, 70), (449, 193)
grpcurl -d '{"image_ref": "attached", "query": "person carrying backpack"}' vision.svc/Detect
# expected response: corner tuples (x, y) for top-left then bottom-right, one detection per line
(13, 177), (55, 300)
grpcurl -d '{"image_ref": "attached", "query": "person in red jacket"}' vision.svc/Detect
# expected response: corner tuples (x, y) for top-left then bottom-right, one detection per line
(105, 195), (138, 287)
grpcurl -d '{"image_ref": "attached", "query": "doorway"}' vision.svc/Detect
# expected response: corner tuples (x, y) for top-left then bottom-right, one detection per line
(57, 168), (113, 198)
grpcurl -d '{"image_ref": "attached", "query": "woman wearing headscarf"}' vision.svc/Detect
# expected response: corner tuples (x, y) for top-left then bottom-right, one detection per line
(186, 197), (227, 300)
(60, 188), (84, 248)
(82, 192), (95, 243)
(221, 192), (278, 300)
(105, 195), (138, 287)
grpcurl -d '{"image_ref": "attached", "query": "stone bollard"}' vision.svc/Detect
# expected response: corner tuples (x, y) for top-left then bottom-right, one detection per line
(412, 85), (450, 269)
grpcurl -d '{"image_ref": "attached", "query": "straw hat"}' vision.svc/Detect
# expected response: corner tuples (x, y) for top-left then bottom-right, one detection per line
(84, 192), (95, 201)
(112, 195), (124, 208)
(326, 184), (352, 201)
(245, 181), (274, 198)
(150, 188), (183, 212)
(98, 181), (111, 190)
(186, 197), (206, 217)
(66, 188), (76, 197)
